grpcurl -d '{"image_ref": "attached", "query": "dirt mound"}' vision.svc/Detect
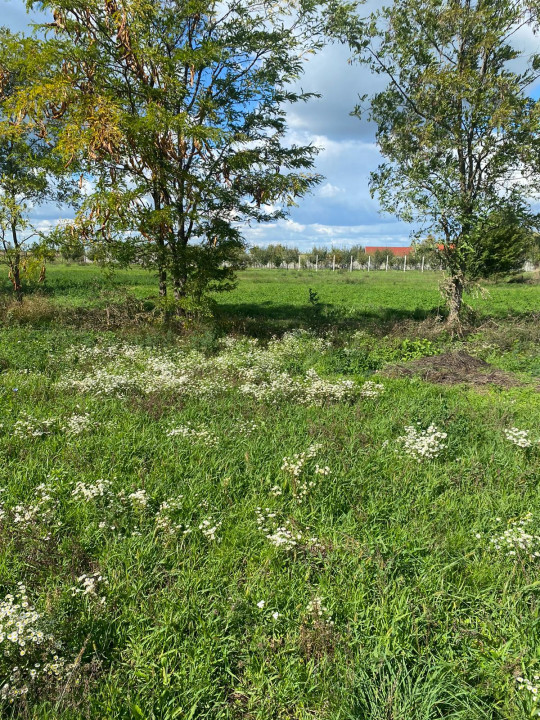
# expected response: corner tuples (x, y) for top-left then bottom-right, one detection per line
(384, 351), (522, 388)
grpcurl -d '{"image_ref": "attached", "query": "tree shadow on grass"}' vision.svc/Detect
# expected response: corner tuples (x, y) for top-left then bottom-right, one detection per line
(214, 301), (441, 338)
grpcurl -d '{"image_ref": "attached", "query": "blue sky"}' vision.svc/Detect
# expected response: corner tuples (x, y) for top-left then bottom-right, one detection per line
(3, 0), (540, 250)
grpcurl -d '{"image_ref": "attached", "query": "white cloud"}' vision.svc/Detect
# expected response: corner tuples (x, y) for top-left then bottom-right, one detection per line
(318, 183), (342, 198)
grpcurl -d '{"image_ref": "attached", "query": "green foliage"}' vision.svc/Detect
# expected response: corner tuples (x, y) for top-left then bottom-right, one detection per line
(0, 28), (77, 299)
(344, 0), (540, 321)
(0, 294), (538, 716)
(18, 0), (325, 302)
(0, 271), (537, 716)
(468, 206), (538, 279)
(398, 338), (436, 361)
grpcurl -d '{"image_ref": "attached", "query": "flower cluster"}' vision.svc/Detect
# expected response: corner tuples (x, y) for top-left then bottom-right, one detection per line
(487, 514), (540, 559)
(281, 443), (322, 478)
(128, 489), (149, 509)
(58, 334), (370, 408)
(396, 423), (447, 461)
(72, 479), (112, 502)
(12, 483), (61, 537)
(167, 423), (219, 447)
(504, 428), (535, 448)
(61, 413), (94, 436)
(255, 508), (321, 552)
(13, 414), (56, 439)
(199, 517), (222, 542)
(154, 497), (191, 538)
(280, 444), (329, 503)
(305, 596), (334, 627)
(71, 572), (108, 604)
(517, 675), (540, 715)
(235, 419), (259, 436)
(360, 381), (385, 398)
(0, 585), (71, 703)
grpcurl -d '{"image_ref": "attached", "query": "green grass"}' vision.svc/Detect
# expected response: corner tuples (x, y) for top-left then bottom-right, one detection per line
(5, 263), (537, 318)
(0, 267), (539, 718)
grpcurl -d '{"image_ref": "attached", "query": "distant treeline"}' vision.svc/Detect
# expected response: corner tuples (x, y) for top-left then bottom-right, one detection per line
(53, 237), (540, 272)
(235, 241), (540, 270)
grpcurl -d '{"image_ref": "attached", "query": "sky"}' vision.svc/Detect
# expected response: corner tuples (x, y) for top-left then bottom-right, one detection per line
(3, 0), (540, 250)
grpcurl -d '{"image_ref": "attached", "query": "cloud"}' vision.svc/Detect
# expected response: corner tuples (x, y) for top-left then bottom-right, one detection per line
(6, 0), (540, 252)
(318, 183), (342, 198)
(244, 218), (412, 251)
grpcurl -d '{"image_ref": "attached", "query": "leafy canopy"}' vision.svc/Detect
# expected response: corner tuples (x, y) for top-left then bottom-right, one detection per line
(343, 0), (540, 316)
(17, 0), (330, 302)
(0, 27), (75, 297)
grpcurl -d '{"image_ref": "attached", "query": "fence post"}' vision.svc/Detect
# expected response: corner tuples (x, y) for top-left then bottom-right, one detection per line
(332, 255), (335, 272)
(298, 254), (301, 269)
(368, 256), (371, 272)
(386, 255), (389, 272)
(421, 255), (425, 273)
(316, 254), (318, 272)
(350, 256), (353, 272)
(404, 255), (407, 272)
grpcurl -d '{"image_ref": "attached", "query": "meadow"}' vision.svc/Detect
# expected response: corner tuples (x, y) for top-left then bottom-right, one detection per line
(0, 264), (539, 719)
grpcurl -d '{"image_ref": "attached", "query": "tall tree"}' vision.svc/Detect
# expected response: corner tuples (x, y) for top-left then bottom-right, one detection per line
(342, 0), (540, 326)
(0, 28), (72, 300)
(17, 0), (326, 304)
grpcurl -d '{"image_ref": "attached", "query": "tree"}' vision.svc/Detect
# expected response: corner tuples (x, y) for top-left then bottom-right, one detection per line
(373, 249), (386, 269)
(283, 246), (299, 267)
(0, 29), (72, 299)
(344, 0), (540, 326)
(17, 0), (326, 305)
(468, 205), (537, 278)
(412, 235), (441, 269)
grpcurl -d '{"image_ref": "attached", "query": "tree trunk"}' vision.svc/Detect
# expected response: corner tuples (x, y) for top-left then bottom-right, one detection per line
(158, 267), (167, 297)
(9, 224), (23, 302)
(173, 274), (187, 301)
(9, 261), (23, 302)
(446, 273), (464, 329)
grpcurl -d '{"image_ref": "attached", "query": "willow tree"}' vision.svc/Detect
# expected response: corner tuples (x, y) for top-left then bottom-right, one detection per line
(17, 0), (327, 303)
(344, 0), (540, 326)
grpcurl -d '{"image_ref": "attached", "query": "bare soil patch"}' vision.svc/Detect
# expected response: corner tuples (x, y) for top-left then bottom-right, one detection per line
(384, 350), (523, 388)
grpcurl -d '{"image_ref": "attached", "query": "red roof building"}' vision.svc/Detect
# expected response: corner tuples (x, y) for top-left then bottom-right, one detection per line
(364, 246), (411, 257)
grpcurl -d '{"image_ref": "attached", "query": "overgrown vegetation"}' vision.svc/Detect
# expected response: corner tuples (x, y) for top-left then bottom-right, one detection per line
(0, 267), (538, 718)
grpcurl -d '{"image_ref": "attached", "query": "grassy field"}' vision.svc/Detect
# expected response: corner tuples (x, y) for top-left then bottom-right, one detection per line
(0, 265), (539, 718)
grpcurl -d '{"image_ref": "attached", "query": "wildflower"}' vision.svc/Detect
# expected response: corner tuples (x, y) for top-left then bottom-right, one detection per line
(61, 413), (94, 435)
(255, 508), (321, 552)
(11, 483), (60, 532)
(199, 517), (222, 542)
(517, 675), (540, 716)
(13, 414), (56, 439)
(395, 424), (447, 461)
(504, 428), (535, 448)
(167, 423), (219, 447)
(487, 514), (540, 560)
(128, 489), (149, 509)
(360, 381), (385, 398)
(72, 479), (112, 501)
(71, 572), (108, 602)
(0, 585), (72, 700)
(256, 600), (265, 609)
(305, 596), (334, 627)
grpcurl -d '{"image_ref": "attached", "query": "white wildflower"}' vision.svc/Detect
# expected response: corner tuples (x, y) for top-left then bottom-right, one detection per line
(396, 423), (447, 461)
(504, 428), (536, 448)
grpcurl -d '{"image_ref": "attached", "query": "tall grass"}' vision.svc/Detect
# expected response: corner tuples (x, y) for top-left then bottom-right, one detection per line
(0, 270), (538, 718)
